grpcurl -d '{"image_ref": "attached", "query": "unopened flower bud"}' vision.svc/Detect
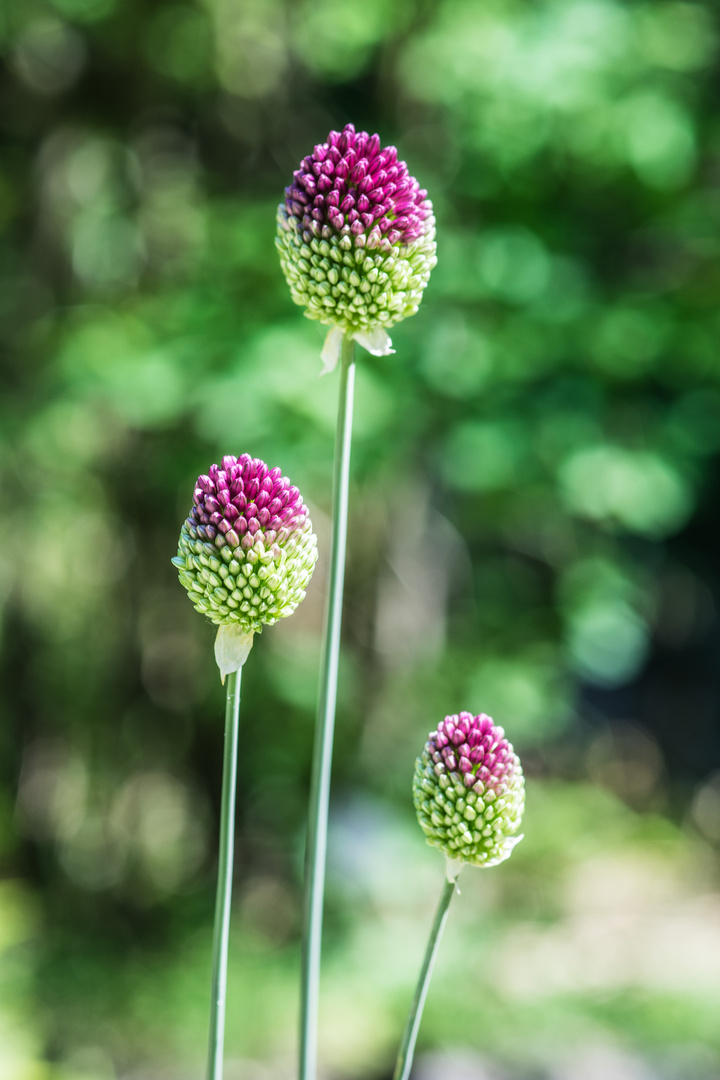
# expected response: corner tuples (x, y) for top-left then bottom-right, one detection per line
(173, 455), (318, 674)
(276, 122), (437, 372)
(413, 711), (525, 869)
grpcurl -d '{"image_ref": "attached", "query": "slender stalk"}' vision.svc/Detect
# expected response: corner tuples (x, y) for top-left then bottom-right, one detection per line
(392, 875), (458, 1080)
(299, 336), (357, 1080)
(207, 667), (242, 1080)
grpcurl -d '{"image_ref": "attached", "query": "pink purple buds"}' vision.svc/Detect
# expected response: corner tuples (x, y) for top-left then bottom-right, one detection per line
(413, 712), (525, 869)
(173, 454), (318, 634)
(276, 122), (437, 371)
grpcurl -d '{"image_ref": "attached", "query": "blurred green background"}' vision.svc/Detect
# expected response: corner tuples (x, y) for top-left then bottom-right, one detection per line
(2, 0), (720, 1077)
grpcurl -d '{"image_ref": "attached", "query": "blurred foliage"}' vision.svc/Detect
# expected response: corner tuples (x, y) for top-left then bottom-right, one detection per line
(2, 0), (720, 1076)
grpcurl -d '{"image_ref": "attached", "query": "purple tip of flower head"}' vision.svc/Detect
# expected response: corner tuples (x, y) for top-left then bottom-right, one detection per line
(430, 712), (516, 793)
(187, 454), (308, 553)
(284, 122), (433, 249)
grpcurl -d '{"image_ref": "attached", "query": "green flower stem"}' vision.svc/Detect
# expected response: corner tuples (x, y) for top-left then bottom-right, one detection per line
(392, 874), (459, 1080)
(207, 667), (242, 1080)
(299, 335), (356, 1080)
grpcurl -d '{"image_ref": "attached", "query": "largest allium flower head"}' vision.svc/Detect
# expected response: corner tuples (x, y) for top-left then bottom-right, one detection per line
(414, 712), (525, 871)
(276, 122), (437, 372)
(173, 455), (318, 674)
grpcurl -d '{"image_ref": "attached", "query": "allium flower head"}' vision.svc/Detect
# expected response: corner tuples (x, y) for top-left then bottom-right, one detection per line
(414, 711), (525, 870)
(276, 122), (437, 372)
(173, 455), (318, 671)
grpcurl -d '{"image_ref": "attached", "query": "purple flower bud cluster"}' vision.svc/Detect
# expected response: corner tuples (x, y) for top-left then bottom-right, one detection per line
(276, 123), (436, 343)
(414, 711), (525, 868)
(432, 713), (516, 791)
(173, 455), (318, 632)
(191, 456), (306, 552)
(284, 125), (432, 250)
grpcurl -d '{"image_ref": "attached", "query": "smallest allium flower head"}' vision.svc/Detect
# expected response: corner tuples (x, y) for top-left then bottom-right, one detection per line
(276, 122), (437, 373)
(173, 455), (318, 675)
(414, 712), (525, 870)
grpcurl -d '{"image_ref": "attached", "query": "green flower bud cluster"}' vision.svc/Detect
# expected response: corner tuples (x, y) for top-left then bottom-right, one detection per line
(276, 224), (437, 335)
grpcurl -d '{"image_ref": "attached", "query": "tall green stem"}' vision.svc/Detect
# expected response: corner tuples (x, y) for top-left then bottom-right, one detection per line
(299, 336), (356, 1080)
(392, 874), (458, 1080)
(207, 667), (242, 1080)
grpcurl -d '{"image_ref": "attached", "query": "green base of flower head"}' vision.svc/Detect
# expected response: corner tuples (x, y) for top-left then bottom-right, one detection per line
(275, 211), (437, 335)
(174, 518), (316, 633)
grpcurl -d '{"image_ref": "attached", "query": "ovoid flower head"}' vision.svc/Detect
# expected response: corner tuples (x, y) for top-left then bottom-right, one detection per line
(173, 455), (318, 675)
(276, 122), (437, 372)
(414, 711), (525, 871)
